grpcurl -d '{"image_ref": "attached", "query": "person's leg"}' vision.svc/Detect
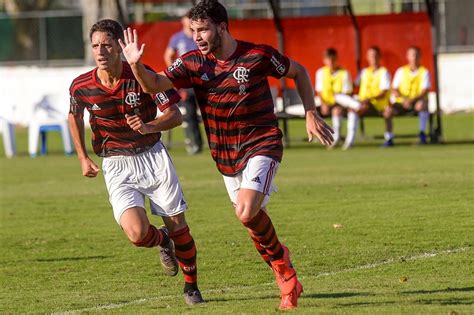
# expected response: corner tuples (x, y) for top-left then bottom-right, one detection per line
(343, 109), (358, 150)
(383, 105), (394, 146)
(120, 207), (169, 247)
(146, 141), (204, 304)
(232, 156), (302, 309)
(415, 99), (429, 144)
(329, 105), (342, 146)
(181, 90), (202, 155)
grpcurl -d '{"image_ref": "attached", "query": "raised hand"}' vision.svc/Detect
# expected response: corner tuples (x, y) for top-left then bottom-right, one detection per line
(305, 110), (334, 146)
(118, 27), (145, 65)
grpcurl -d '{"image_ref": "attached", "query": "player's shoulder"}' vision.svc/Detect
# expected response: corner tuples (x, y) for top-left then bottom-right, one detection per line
(249, 41), (278, 56)
(70, 68), (95, 93)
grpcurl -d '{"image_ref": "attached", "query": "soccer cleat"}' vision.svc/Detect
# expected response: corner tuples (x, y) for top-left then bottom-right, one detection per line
(418, 131), (427, 145)
(279, 280), (303, 310)
(183, 290), (205, 305)
(271, 245), (298, 296)
(382, 138), (394, 147)
(158, 226), (179, 277)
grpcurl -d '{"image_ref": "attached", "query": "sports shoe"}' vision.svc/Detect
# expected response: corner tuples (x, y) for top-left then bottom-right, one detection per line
(279, 280), (303, 310)
(158, 226), (179, 277)
(183, 290), (205, 305)
(271, 245), (299, 296)
(418, 131), (427, 145)
(382, 138), (394, 147)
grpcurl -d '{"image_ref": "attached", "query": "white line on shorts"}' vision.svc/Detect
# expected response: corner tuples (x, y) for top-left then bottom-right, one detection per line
(52, 246), (469, 314)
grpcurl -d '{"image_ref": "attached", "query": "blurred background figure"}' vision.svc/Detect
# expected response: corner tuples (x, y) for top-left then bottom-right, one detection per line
(164, 13), (203, 155)
(357, 46), (393, 147)
(315, 48), (360, 150)
(391, 46), (431, 144)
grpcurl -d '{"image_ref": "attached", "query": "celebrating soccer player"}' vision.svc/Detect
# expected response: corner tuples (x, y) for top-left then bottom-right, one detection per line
(119, 0), (334, 309)
(68, 19), (204, 305)
(391, 46), (432, 144)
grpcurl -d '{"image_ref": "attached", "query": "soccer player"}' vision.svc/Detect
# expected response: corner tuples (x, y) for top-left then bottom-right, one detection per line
(119, 0), (334, 310)
(68, 19), (204, 305)
(391, 46), (431, 144)
(357, 46), (394, 147)
(315, 48), (360, 150)
(164, 14), (203, 154)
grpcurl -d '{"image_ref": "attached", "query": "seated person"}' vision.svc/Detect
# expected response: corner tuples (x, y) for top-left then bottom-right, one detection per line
(391, 46), (431, 144)
(315, 48), (359, 150)
(357, 46), (394, 147)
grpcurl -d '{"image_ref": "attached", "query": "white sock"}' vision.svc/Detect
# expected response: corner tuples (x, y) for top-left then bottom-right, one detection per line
(344, 111), (358, 146)
(331, 115), (342, 143)
(384, 132), (394, 141)
(419, 111), (429, 133)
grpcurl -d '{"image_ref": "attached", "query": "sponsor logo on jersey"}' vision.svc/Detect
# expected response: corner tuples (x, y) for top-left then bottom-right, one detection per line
(270, 55), (286, 75)
(233, 66), (249, 84)
(125, 92), (141, 107)
(168, 58), (183, 72)
(91, 103), (101, 111)
(155, 92), (169, 105)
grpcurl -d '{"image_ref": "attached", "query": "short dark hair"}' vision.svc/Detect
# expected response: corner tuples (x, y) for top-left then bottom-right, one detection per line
(324, 48), (338, 58)
(89, 19), (124, 42)
(408, 46), (421, 55)
(189, 0), (228, 29)
(368, 46), (381, 55)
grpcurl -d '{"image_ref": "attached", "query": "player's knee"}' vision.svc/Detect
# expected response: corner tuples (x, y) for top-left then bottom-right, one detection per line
(383, 107), (393, 118)
(124, 224), (148, 244)
(234, 203), (256, 223)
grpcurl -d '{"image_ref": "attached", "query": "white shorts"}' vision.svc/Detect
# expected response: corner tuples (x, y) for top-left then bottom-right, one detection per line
(223, 155), (279, 208)
(102, 141), (187, 224)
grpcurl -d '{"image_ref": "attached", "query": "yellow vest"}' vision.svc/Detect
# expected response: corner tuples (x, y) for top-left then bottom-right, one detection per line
(358, 67), (390, 111)
(394, 65), (428, 103)
(320, 66), (350, 106)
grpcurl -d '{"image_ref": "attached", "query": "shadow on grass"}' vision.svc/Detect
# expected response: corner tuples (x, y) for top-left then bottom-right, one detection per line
(414, 297), (474, 306)
(35, 255), (112, 262)
(304, 292), (374, 299)
(402, 286), (474, 295)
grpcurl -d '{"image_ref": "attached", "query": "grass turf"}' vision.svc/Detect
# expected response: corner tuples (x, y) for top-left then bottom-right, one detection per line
(0, 114), (473, 314)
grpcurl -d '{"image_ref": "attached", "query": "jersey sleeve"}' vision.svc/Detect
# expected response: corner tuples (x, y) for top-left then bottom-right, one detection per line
(380, 69), (391, 91)
(315, 68), (323, 93)
(164, 52), (194, 89)
(392, 68), (403, 89)
(154, 88), (181, 112)
(259, 45), (290, 78)
(422, 70), (431, 90)
(342, 71), (353, 94)
(69, 85), (85, 116)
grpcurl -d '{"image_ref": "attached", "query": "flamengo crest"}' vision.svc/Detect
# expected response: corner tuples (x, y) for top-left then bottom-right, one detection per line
(125, 92), (141, 107)
(233, 67), (249, 84)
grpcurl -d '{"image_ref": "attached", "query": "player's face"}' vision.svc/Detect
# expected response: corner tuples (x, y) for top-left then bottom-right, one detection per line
(407, 48), (420, 66)
(366, 49), (379, 67)
(323, 56), (337, 68)
(190, 19), (223, 55)
(91, 31), (122, 70)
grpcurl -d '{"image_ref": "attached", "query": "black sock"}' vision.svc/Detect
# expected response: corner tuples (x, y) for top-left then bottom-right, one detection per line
(184, 281), (198, 293)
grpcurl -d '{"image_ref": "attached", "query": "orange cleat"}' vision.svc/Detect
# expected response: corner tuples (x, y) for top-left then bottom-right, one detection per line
(271, 244), (298, 295)
(279, 279), (303, 310)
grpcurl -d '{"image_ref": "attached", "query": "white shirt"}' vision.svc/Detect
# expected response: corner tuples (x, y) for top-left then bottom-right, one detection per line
(315, 68), (353, 94)
(392, 67), (431, 90)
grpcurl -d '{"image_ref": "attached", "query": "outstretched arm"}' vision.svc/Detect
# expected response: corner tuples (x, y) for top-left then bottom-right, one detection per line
(285, 59), (334, 146)
(119, 28), (174, 94)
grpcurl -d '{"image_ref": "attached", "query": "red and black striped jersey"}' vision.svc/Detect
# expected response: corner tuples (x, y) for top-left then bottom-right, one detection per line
(165, 40), (290, 176)
(69, 62), (180, 157)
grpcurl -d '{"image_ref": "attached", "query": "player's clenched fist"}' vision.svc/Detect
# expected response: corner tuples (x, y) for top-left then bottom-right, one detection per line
(79, 157), (100, 178)
(126, 114), (150, 134)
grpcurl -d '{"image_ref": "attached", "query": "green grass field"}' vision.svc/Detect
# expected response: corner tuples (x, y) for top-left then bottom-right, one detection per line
(1, 115), (473, 314)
